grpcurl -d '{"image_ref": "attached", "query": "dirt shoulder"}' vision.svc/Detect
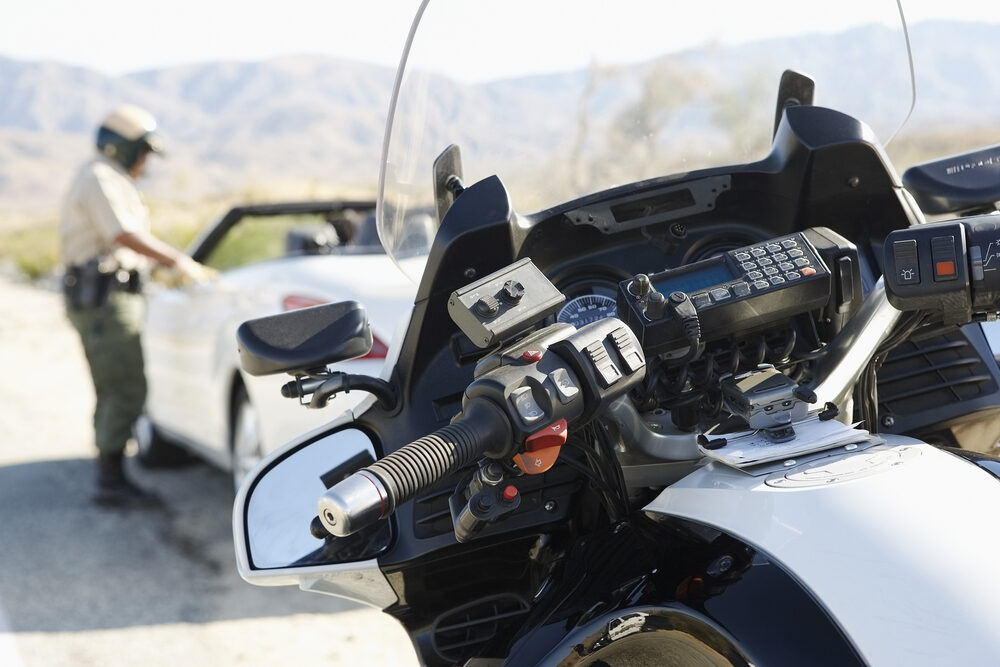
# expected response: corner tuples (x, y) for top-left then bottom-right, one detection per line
(0, 272), (418, 667)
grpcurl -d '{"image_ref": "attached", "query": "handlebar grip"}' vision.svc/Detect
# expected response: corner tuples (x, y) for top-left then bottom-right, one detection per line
(317, 399), (512, 537)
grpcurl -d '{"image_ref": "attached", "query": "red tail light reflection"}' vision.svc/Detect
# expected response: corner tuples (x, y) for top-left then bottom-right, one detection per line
(281, 295), (327, 311)
(281, 295), (388, 360)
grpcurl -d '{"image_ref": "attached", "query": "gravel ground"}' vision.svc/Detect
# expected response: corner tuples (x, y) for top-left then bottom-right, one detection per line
(0, 273), (419, 667)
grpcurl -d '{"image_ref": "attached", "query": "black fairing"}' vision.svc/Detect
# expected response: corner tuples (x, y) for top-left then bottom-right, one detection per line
(943, 447), (1000, 482)
(363, 104), (918, 560)
(500, 517), (863, 667)
(344, 105), (930, 665)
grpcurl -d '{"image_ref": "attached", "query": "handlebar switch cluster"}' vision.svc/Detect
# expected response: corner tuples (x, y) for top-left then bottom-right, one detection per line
(884, 215), (1000, 324)
(465, 318), (646, 442)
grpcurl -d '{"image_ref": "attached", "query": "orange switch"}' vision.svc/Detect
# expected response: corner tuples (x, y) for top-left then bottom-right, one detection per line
(935, 260), (955, 277)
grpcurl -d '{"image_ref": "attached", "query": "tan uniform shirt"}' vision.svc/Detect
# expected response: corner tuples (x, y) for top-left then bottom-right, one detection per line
(60, 154), (150, 271)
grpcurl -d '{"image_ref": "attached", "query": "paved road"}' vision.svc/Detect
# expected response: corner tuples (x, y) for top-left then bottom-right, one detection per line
(0, 275), (418, 666)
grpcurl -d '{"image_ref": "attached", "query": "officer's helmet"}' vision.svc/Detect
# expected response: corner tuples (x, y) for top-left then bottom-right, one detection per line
(96, 105), (165, 170)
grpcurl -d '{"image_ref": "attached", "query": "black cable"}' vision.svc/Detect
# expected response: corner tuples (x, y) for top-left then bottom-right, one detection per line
(858, 310), (933, 431)
(593, 420), (629, 512)
(564, 434), (622, 521)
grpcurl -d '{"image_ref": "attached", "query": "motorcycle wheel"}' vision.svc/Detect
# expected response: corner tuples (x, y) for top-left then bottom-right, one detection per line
(230, 384), (263, 493)
(133, 412), (191, 467)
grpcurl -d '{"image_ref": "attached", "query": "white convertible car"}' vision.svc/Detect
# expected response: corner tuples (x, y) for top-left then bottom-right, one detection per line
(137, 200), (416, 487)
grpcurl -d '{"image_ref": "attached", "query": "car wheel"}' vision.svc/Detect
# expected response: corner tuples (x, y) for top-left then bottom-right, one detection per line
(231, 385), (263, 492)
(134, 412), (191, 468)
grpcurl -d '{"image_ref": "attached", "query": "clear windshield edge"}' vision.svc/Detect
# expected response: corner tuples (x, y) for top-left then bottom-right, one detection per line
(377, 0), (916, 282)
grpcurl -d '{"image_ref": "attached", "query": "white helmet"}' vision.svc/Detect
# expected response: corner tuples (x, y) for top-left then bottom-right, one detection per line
(96, 104), (165, 169)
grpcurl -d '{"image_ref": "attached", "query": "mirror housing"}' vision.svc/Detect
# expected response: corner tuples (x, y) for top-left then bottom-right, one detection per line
(903, 144), (1000, 216)
(234, 424), (397, 607)
(237, 300), (373, 376)
(433, 143), (464, 223)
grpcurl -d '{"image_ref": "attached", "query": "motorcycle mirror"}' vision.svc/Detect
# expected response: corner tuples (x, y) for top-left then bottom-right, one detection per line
(433, 144), (464, 223)
(902, 144), (1000, 216)
(236, 300), (374, 376)
(773, 69), (815, 139)
(236, 426), (393, 578)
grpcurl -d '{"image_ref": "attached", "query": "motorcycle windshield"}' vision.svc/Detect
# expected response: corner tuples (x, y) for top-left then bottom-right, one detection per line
(377, 0), (914, 281)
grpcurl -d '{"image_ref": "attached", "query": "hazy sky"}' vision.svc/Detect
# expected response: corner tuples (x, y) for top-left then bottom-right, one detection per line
(1, 0), (996, 80)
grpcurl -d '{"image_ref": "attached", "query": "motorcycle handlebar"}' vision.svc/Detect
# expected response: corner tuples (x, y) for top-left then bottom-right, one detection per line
(807, 277), (901, 408)
(316, 399), (513, 537)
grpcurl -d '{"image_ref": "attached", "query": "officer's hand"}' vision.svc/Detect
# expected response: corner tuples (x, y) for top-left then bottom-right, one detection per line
(174, 256), (218, 285)
(152, 257), (218, 288)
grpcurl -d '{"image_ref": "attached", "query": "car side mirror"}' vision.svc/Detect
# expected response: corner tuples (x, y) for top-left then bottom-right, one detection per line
(237, 300), (373, 376)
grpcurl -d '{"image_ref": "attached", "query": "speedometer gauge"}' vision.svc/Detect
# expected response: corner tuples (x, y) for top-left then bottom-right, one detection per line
(557, 294), (618, 327)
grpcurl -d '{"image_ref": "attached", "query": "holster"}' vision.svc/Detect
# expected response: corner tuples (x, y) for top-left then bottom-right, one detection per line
(63, 260), (141, 309)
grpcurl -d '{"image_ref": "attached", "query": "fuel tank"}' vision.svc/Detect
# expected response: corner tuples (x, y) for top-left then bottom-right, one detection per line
(647, 436), (1000, 665)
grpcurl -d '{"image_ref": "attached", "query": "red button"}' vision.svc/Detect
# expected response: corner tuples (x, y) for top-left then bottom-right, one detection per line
(800, 266), (816, 276)
(936, 260), (955, 277)
(514, 419), (569, 475)
(522, 349), (543, 363)
(502, 485), (518, 502)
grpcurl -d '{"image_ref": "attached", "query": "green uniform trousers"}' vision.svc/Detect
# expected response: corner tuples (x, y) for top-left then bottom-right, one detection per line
(67, 291), (147, 456)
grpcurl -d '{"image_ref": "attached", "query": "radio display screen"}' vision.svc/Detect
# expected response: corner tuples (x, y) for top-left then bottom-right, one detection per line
(653, 258), (736, 295)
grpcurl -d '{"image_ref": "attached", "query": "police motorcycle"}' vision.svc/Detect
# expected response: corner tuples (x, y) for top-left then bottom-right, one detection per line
(232, 1), (1000, 664)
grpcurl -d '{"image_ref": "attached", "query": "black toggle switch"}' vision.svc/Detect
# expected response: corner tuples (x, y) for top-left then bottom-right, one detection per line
(892, 239), (920, 285)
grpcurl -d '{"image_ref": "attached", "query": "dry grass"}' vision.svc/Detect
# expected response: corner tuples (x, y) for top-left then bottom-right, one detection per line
(3, 126), (998, 282)
(0, 179), (377, 280)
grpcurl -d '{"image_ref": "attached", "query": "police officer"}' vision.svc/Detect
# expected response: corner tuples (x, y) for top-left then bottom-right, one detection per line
(61, 104), (210, 508)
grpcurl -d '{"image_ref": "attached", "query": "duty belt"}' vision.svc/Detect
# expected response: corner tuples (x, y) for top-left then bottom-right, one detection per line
(63, 261), (142, 308)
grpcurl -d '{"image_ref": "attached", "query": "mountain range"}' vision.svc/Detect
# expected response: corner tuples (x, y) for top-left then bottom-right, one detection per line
(1, 19), (998, 219)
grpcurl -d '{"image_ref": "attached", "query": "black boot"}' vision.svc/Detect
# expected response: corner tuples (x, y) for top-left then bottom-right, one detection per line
(95, 453), (163, 509)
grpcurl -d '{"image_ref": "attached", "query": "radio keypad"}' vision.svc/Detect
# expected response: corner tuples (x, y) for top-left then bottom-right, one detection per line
(738, 234), (821, 293)
(620, 232), (831, 357)
(640, 233), (824, 314)
(710, 288), (731, 302)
